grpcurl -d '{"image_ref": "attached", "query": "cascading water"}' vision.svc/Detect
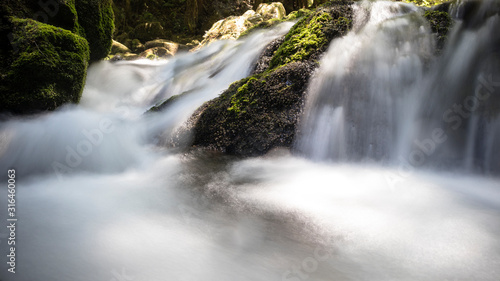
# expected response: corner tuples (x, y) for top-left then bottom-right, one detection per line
(1, 1), (500, 281)
(297, 0), (500, 174)
(297, 1), (432, 162)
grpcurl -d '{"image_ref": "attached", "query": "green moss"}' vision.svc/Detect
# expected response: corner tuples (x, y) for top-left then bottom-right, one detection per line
(228, 77), (259, 115)
(269, 7), (351, 69)
(424, 10), (452, 50)
(285, 8), (313, 21)
(0, 18), (90, 113)
(75, 0), (114, 61)
(187, 1), (354, 155)
(405, 0), (448, 7)
(239, 9), (313, 39)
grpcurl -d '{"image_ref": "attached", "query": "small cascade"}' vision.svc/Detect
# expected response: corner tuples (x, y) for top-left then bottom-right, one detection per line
(297, 0), (432, 162)
(297, 0), (500, 174)
(0, 22), (294, 178)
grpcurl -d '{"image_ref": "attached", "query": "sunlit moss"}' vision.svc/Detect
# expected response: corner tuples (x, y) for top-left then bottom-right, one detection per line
(405, 0), (449, 7)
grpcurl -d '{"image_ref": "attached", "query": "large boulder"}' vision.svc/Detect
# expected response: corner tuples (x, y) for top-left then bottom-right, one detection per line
(0, 0), (113, 114)
(0, 18), (89, 114)
(189, 1), (354, 156)
(74, 0), (114, 62)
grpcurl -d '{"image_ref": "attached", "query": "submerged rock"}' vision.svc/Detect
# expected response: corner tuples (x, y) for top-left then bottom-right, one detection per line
(75, 0), (114, 62)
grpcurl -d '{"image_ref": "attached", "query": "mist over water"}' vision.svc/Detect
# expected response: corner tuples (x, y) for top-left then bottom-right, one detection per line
(1, 1), (500, 281)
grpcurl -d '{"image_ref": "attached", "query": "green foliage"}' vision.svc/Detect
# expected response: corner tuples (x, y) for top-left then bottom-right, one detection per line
(75, 0), (114, 61)
(0, 18), (90, 113)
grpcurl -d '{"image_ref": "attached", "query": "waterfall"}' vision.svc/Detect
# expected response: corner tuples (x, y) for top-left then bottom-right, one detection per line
(0, 22), (294, 178)
(0, 2), (499, 281)
(297, 0), (500, 174)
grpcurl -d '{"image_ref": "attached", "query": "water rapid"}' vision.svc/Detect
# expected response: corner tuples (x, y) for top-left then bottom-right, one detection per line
(0, 1), (499, 281)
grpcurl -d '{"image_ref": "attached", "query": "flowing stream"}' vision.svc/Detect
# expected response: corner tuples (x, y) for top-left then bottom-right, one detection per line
(1, 1), (500, 280)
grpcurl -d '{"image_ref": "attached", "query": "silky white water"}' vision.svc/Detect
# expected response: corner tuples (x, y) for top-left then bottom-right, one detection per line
(1, 1), (500, 280)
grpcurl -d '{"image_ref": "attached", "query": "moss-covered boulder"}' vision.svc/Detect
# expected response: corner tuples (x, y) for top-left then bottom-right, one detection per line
(75, 0), (114, 62)
(269, 3), (351, 68)
(0, 18), (89, 114)
(192, 62), (316, 155)
(188, 0), (353, 156)
(0, 0), (113, 114)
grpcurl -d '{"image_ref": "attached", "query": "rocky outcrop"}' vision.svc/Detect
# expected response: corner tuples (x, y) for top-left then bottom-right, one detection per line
(75, 0), (114, 62)
(189, 0), (354, 156)
(143, 39), (189, 54)
(196, 2), (289, 49)
(0, 0), (114, 114)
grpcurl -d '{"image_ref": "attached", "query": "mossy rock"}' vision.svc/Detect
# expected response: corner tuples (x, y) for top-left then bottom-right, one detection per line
(269, 1), (353, 69)
(75, 0), (114, 62)
(188, 0), (354, 156)
(423, 10), (452, 51)
(192, 62), (316, 156)
(0, 0), (81, 33)
(256, 2), (287, 21)
(0, 18), (89, 114)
